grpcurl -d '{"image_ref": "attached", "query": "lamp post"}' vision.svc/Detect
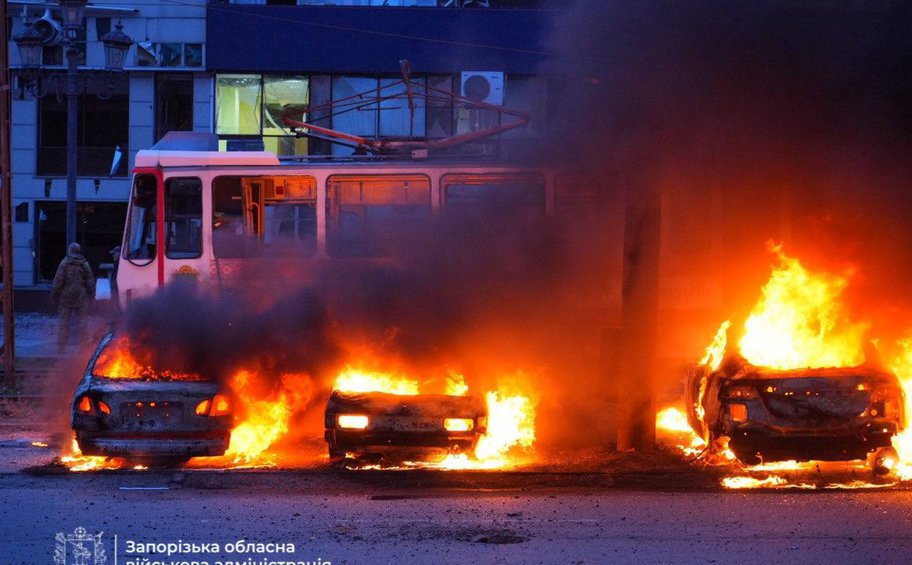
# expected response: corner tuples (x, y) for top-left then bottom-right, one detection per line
(14, 1), (132, 246)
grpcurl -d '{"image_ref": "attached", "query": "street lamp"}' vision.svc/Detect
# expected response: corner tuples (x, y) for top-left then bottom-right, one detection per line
(14, 2), (132, 246)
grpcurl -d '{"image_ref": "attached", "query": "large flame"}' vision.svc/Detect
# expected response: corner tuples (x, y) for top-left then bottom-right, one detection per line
(475, 390), (536, 462)
(334, 366), (420, 395)
(738, 246), (867, 369)
(222, 370), (313, 466)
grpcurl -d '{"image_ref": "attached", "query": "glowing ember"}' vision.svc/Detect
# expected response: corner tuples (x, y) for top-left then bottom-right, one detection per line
(334, 367), (420, 395)
(738, 245), (867, 370)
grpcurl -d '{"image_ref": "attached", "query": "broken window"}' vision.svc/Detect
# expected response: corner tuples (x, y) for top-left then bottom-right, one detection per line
(37, 82), (129, 177)
(155, 74), (194, 142)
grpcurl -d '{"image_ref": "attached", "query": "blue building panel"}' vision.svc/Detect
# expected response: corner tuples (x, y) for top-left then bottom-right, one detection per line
(207, 6), (554, 75)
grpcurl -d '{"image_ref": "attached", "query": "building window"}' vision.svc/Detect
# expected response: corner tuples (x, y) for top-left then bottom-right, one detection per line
(214, 72), (533, 157)
(37, 79), (129, 177)
(155, 74), (194, 142)
(216, 74), (308, 156)
(216, 74), (262, 135)
(264, 75), (308, 156)
(136, 41), (204, 67)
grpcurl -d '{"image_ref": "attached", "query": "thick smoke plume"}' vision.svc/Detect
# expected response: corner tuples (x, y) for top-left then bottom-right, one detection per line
(542, 2), (912, 422)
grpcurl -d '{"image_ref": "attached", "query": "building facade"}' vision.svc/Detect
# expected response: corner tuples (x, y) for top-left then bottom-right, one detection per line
(7, 1), (553, 290)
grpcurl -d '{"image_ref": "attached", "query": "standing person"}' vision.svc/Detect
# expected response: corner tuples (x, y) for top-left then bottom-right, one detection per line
(51, 242), (96, 352)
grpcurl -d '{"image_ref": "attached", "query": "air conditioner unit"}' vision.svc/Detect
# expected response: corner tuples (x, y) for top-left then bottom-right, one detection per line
(460, 71), (504, 106)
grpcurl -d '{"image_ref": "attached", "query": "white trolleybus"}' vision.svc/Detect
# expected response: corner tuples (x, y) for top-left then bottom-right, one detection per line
(114, 132), (595, 302)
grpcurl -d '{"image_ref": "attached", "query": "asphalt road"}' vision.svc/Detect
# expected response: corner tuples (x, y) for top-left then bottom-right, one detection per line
(2, 459), (912, 565)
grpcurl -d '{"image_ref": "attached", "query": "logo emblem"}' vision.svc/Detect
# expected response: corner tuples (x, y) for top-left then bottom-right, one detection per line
(174, 265), (199, 278)
(54, 527), (107, 565)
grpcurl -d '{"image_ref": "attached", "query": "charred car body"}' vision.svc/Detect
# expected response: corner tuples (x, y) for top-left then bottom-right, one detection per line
(325, 390), (487, 460)
(72, 334), (233, 462)
(686, 355), (905, 468)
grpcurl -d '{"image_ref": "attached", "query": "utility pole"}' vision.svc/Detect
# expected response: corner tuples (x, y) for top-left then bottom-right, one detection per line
(0, 0), (17, 381)
(615, 171), (661, 451)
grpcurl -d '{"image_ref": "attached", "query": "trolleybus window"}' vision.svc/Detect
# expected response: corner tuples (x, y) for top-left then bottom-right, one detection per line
(165, 177), (202, 259)
(124, 173), (157, 264)
(326, 174), (431, 258)
(441, 173), (545, 220)
(213, 175), (317, 258)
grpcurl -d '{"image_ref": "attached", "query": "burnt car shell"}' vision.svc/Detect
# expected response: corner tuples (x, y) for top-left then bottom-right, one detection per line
(72, 334), (232, 461)
(687, 357), (905, 465)
(325, 390), (487, 460)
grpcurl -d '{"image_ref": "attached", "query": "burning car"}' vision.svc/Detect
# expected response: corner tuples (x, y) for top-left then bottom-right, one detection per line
(685, 354), (905, 470)
(72, 333), (233, 464)
(324, 390), (487, 461)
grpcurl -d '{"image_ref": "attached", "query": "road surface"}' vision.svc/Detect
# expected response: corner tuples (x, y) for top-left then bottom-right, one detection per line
(1, 457), (911, 565)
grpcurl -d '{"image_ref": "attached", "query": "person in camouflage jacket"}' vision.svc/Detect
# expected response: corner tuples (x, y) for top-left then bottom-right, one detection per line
(51, 242), (96, 351)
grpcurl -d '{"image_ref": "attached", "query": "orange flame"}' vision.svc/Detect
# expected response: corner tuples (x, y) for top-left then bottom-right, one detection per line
(60, 439), (143, 472)
(887, 339), (912, 481)
(700, 321), (730, 371)
(474, 389), (536, 462)
(738, 246), (867, 369)
(94, 336), (201, 381)
(222, 370), (313, 466)
(333, 366), (420, 395)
